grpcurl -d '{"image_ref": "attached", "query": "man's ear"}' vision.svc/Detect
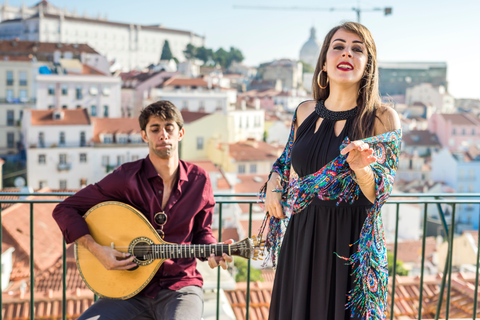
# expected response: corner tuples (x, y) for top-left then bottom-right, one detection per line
(141, 130), (148, 143)
(178, 128), (185, 141)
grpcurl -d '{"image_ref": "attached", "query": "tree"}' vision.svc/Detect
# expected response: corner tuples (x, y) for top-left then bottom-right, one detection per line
(183, 43), (197, 60)
(233, 257), (263, 282)
(214, 48), (229, 68)
(160, 40), (173, 61)
(195, 46), (214, 65)
(299, 60), (314, 73)
(387, 251), (409, 276)
(228, 46), (244, 67)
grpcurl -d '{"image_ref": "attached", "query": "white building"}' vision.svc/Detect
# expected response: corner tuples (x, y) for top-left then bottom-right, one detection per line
(154, 77), (237, 114)
(406, 83), (455, 114)
(262, 59), (303, 91)
(23, 109), (148, 189)
(299, 27), (321, 69)
(36, 66), (121, 118)
(0, 1), (204, 71)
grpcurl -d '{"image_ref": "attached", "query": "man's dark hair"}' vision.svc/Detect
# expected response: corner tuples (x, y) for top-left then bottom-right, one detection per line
(139, 100), (184, 131)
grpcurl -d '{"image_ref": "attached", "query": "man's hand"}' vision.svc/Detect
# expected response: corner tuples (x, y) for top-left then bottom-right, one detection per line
(207, 239), (234, 270)
(77, 234), (137, 270)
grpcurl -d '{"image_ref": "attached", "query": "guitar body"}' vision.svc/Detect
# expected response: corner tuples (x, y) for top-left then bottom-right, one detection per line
(75, 201), (166, 300)
(75, 201), (257, 300)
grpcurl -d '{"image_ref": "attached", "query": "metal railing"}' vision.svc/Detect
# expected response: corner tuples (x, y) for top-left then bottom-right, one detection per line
(0, 192), (479, 320)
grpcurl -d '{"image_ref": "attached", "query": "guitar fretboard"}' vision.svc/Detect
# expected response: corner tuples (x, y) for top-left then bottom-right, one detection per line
(142, 244), (231, 260)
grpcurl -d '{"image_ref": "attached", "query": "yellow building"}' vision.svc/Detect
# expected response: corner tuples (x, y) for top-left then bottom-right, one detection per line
(437, 230), (478, 272)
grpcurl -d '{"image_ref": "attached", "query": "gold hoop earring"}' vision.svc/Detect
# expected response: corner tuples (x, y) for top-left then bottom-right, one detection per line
(317, 70), (328, 90)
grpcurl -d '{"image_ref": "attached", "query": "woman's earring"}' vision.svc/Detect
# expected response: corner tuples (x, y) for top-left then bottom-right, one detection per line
(317, 70), (328, 90)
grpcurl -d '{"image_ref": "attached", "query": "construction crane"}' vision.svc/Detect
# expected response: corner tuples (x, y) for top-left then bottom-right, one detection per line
(233, 5), (392, 24)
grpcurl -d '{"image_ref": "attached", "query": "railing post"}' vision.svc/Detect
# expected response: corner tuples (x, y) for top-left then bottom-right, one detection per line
(418, 203), (428, 319)
(1, 205), (2, 320)
(245, 203), (253, 320)
(30, 203), (34, 320)
(445, 204), (456, 320)
(473, 204), (480, 320)
(62, 240), (67, 320)
(390, 203), (400, 320)
(434, 201), (451, 320)
(216, 204), (223, 320)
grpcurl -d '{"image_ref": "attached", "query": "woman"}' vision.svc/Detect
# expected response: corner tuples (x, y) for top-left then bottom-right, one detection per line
(262, 22), (401, 319)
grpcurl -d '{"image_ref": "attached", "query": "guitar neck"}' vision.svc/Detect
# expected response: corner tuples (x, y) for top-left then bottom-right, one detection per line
(149, 243), (232, 260)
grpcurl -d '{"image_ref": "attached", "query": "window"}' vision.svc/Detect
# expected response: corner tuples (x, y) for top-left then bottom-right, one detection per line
(62, 105), (67, 109)
(462, 128), (466, 135)
(182, 100), (188, 109)
(59, 131), (65, 145)
(89, 87), (98, 96)
(19, 89), (27, 102)
(80, 178), (87, 187)
(6, 71), (13, 85)
(131, 155), (139, 161)
(6, 89), (13, 102)
(102, 155), (110, 166)
(76, 86), (83, 99)
(452, 128), (456, 135)
(117, 155), (124, 166)
(103, 134), (113, 143)
(59, 153), (67, 164)
(61, 85), (68, 95)
(250, 164), (257, 174)
(48, 105), (54, 109)
(196, 137), (204, 150)
(38, 154), (46, 164)
(59, 180), (67, 189)
(19, 71), (27, 86)
(7, 110), (14, 126)
(91, 105), (97, 116)
(7, 132), (14, 148)
(103, 105), (109, 117)
(117, 135), (128, 144)
(48, 85), (55, 95)
(472, 128), (476, 136)
(238, 164), (246, 174)
(79, 153), (87, 163)
(39, 180), (47, 189)
(102, 86), (110, 96)
(38, 132), (45, 147)
(78, 131), (86, 146)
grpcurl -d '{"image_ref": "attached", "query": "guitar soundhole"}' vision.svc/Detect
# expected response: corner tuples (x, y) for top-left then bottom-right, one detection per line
(129, 237), (154, 266)
(132, 241), (152, 261)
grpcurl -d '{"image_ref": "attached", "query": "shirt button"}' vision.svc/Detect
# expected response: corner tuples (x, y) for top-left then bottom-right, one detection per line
(158, 190), (162, 194)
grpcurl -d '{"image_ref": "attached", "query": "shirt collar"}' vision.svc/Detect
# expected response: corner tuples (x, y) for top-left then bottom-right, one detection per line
(144, 156), (189, 182)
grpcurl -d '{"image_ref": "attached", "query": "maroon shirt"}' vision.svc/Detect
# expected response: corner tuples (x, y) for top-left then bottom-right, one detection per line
(52, 156), (217, 298)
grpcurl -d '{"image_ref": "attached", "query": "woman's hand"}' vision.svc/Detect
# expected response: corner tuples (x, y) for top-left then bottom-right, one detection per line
(208, 239), (234, 269)
(265, 173), (286, 219)
(340, 140), (377, 170)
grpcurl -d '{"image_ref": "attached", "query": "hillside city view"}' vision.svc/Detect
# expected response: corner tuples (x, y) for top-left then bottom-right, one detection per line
(0, 1), (479, 319)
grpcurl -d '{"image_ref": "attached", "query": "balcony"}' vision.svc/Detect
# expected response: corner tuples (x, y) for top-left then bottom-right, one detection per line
(56, 163), (71, 171)
(0, 192), (479, 320)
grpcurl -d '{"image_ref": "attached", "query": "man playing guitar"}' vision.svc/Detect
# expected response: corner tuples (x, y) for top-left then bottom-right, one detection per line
(53, 100), (232, 320)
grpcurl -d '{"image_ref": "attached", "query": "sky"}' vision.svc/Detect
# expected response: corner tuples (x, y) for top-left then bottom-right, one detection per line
(6, 0), (480, 99)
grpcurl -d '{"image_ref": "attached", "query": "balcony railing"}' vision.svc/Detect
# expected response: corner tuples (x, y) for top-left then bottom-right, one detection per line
(0, 192), (479, 320)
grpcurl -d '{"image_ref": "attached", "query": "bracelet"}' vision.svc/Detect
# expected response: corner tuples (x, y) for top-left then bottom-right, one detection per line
(271, 187), (283, 193)
(352, 168), (375, 188)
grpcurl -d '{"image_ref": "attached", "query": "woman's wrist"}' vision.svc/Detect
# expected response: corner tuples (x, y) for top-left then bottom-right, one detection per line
(352, 166), (375, 187)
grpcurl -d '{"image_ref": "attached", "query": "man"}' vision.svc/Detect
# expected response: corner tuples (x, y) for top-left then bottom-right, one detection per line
(53, 100), (232, 320)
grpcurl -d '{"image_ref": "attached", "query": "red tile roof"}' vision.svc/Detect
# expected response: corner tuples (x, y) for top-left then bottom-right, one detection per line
(188, 160), (231, 191)
(162, 77), (210, 88)
(386, 237), (437, 264)
(181, 110), (210, 124)
(30, 109), (90, 126)
(441, 113), (480, 126)
(91, 117), (141, 143)
(0, 40), (98, 55)
(229, 141), (282, 162)
(224, 272), (480, 320)
(403, 130), (441, 147)
(212, 227), (240, 242)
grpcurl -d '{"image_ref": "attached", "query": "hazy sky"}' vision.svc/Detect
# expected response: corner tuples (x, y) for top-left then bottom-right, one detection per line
(6, 0), (480, 99)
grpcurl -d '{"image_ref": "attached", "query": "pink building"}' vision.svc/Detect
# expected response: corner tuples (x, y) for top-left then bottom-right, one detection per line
(428, 113), (480, 150)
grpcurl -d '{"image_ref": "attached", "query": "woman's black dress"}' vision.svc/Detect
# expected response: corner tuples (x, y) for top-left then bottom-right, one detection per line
(268, 104), (373, 320)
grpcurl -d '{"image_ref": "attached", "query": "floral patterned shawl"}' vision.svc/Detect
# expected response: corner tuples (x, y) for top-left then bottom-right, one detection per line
(258, 110), (402, 320)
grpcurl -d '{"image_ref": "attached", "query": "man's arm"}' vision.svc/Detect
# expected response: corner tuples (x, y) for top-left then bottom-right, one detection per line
(52, 169), (137, 270)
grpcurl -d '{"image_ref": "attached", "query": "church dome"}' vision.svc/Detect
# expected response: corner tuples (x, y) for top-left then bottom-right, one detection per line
(299, 27), (321, 69)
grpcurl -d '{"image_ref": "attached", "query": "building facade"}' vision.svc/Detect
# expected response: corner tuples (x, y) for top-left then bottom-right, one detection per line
(0, 1), (204, 71)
